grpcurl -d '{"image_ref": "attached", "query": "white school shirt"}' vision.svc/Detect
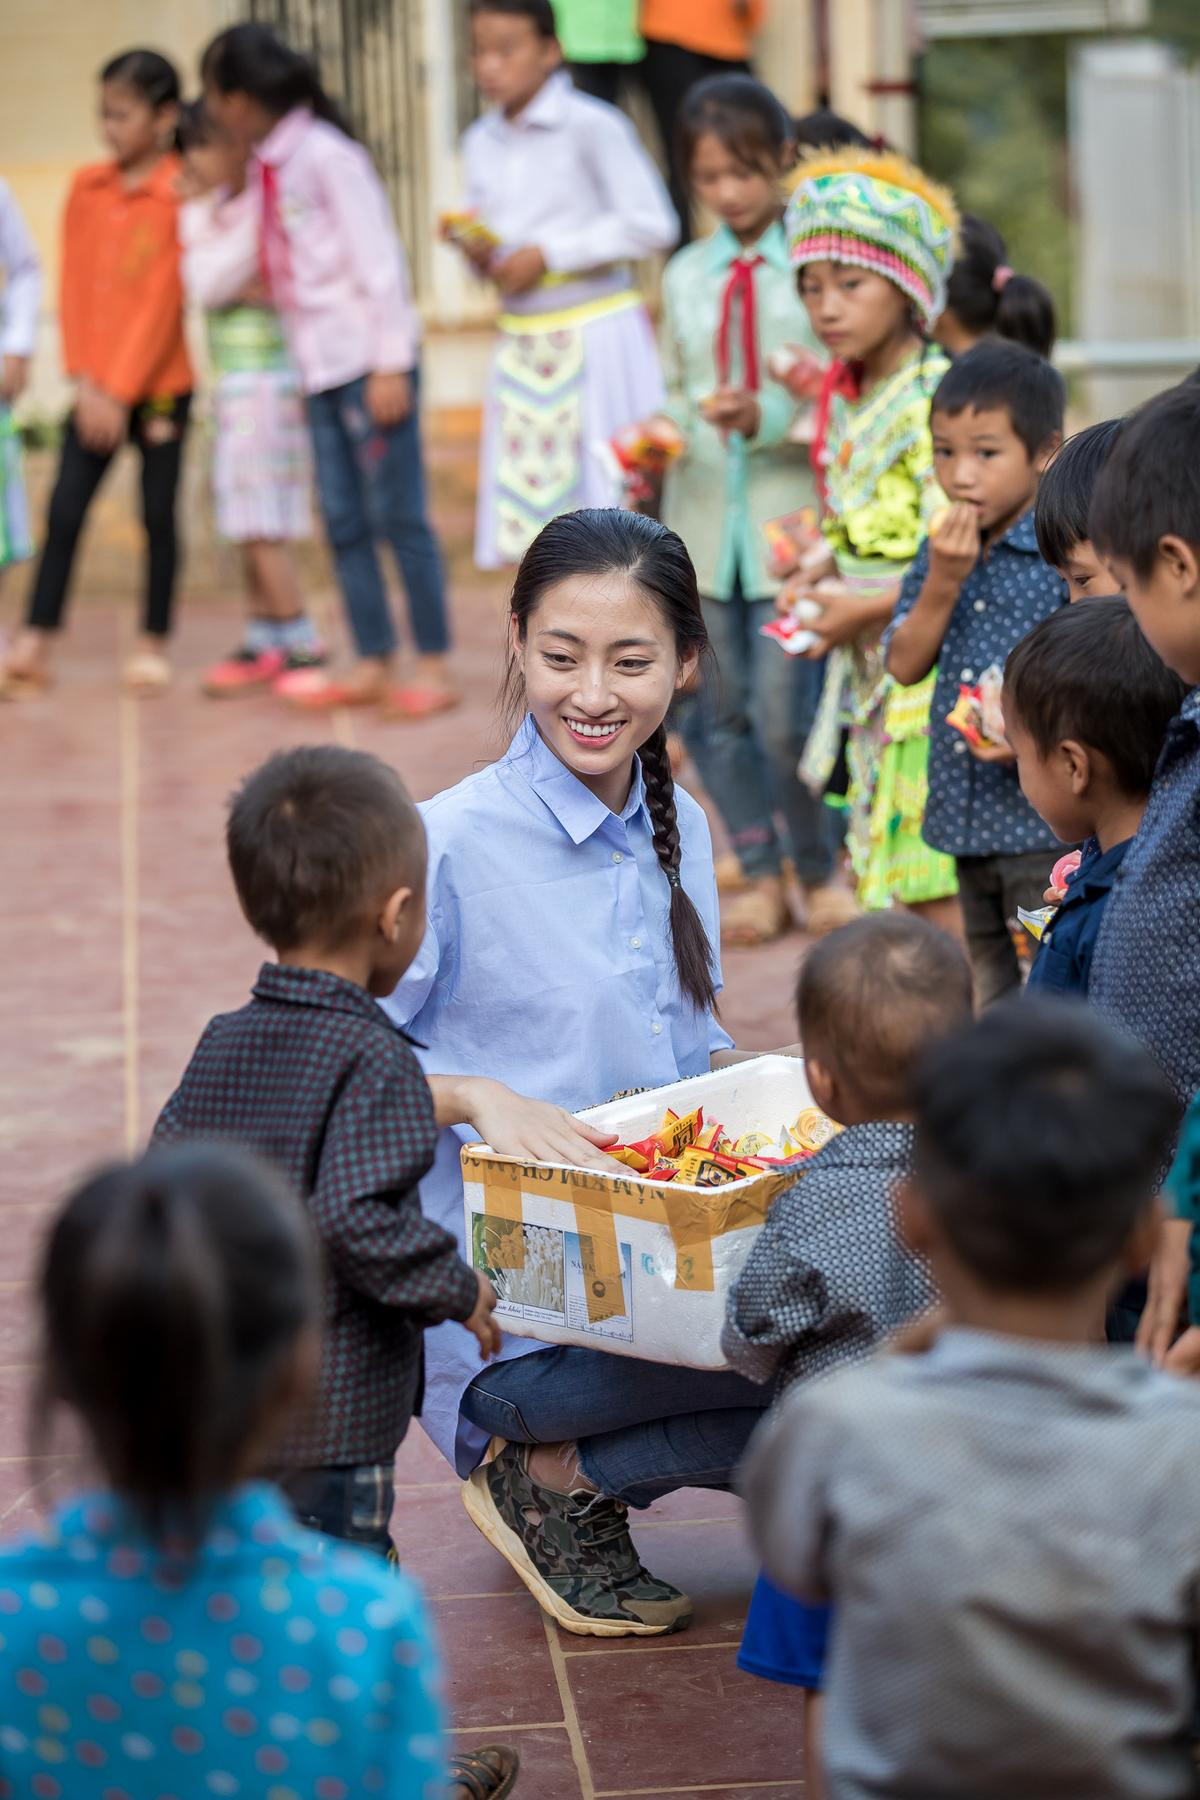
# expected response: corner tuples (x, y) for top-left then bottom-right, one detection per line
(461, 70), (678, 281)
(0, 179), (41, 358)
(382, 715), (732, 1473)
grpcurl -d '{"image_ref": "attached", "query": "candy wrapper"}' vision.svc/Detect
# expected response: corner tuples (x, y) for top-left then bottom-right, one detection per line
(1017, 904), (1057, 944)
(607, 419), (686, 510)
(760, 599), (823, 657)
(609, 1102), (838, 1183)
(762, 506), (823, 580)
(946, 663), (1006, 750)
(766, 345), (825, 447)
(439, 209), (500, 253)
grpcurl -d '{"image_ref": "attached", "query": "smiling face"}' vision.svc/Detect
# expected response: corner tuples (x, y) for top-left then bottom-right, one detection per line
(688, 131), (783, 246)
(513, 571), (698, 810)
(932, 403), (1052, 540)
(797, 261), (912, 362)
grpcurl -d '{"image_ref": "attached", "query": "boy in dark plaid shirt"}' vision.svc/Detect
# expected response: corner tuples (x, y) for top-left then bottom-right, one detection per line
(153, 746), (499, 1555)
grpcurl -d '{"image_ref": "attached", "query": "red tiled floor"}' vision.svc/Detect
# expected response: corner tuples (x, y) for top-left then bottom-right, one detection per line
(0, 428), (811, 1794)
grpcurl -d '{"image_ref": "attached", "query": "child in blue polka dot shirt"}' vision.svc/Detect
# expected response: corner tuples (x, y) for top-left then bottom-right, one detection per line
(887, 341), (1069, 1006)
(0, 1144), (447, 1800)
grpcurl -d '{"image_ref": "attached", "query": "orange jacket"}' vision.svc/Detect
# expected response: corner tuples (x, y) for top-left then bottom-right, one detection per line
(59, 155), (193, 406)
(640, 0), (766, 61)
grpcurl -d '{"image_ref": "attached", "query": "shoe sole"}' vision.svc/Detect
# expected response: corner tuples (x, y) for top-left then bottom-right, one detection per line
(460, 1469), (686, 1638)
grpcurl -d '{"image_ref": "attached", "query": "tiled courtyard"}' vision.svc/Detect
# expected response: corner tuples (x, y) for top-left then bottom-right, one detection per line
(0, 429), (808, 1799)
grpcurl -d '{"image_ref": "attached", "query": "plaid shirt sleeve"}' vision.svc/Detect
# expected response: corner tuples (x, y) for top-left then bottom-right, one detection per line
(722, 1184), (831, 1385)
(313, 1049), (479, 1324)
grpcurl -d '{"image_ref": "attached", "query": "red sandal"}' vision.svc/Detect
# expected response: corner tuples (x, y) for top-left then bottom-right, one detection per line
(380, 685), (462, 721)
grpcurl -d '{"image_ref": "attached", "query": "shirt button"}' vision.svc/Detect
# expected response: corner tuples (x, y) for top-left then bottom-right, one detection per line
(630, 937), (642, 949)
(651, 1020), (662, 1035)
(612, 851), (624, 864)
(973, 600), (986, 613)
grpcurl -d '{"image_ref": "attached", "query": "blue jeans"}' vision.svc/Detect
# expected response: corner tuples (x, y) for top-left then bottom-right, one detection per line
(306, 368), (450, 660)
(680, 587), (834, 883)
(461, 1345), (770, 1510)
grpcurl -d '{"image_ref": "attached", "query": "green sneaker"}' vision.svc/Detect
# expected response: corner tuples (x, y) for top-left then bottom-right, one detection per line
(461, 1440), (693, 1637)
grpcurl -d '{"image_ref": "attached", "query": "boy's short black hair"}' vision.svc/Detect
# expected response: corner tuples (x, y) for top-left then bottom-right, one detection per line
(1034, 419), (1122, 568)
(175, 97), (217, 154)
(469, 0), (558, 35)
(227, 746), (425, 951)
(1004, 597), (1187, 797)
(931, 339), (1066, 460)
(1090, 381), (1200, 578)
(911, 999), (1176, 1293)
(797, 914), (974, 1113)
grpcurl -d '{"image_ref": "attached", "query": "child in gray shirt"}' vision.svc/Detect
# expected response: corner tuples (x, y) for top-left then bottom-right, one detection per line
(724, 912), (973, 1800)
(743, 998), (1200, 1800)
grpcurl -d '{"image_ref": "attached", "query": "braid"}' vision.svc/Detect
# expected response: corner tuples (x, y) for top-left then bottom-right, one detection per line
(639, 727), (718, 1016)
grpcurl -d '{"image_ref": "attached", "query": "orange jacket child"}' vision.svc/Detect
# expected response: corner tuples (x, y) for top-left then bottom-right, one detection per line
(60, 155), (192, 405)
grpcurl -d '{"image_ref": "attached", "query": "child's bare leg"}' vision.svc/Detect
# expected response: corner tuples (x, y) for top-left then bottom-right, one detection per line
(2, 624), (53, 677)
(414, 650), (458, 696)
(907, 892), (965, 944)
(526, 1441), (597, 1494)
(244, 539), (306, 621)
(803, 1691), (826, 1800)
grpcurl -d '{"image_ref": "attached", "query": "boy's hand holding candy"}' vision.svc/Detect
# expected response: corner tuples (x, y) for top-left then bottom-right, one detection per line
(928, 500), (982, 588)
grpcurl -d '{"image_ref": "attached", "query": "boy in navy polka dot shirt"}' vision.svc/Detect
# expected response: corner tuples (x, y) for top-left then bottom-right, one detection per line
(887, 342), (1069, 1006)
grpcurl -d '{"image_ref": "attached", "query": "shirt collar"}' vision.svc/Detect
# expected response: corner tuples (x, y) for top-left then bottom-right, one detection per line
(52, 1482), (292, 1554)
(257, 106), (313, 167)
(804, 1119), (916, 1171)
(497, 68), (572, 133)
(1059, 836), (1130, 905)
(88, 155), (182, 200)
(705, 217), (789, 275)
(252, 960), (401, 1027)
(507, 713), (648, 846)
(1181, 686), (1200, 726)
(988, 507), (1041, 556)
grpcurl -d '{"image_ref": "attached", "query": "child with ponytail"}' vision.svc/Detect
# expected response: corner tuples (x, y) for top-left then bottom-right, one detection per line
(382, 507), (782, 1642)
(201, 24), (458, 718)
(934, 214), (1057, 361)
(0, 1144), (447, 1798)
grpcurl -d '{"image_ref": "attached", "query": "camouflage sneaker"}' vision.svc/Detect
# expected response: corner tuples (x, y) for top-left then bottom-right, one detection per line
(461, 1440), (692, 1637)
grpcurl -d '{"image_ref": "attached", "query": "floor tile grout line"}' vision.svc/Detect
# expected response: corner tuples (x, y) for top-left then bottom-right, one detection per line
(446, 1722), (568, 1735)
(595, 1784), (804, 1797)
(633, 1518), (741, 1531)
(120, 684), (140, 1154)
(0, 1472), (58, 1527)
(542, 1612), (596, 1800)
(562, 1641), (743, 1657)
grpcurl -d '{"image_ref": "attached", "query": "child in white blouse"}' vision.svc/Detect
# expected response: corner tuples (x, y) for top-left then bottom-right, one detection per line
(447, 0), (678, 568)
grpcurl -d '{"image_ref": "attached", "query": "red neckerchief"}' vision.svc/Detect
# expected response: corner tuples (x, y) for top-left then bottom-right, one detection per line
(812, 357), (863, 508)
(259, 161), (291, 305)
(715, 254), (765, 391)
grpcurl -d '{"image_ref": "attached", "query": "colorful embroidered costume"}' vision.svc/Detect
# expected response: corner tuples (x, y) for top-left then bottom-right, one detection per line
(786, 151), (959, 910)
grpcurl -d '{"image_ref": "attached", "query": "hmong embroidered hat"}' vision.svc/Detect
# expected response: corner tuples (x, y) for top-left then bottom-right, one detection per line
(785, 149), (959, 329)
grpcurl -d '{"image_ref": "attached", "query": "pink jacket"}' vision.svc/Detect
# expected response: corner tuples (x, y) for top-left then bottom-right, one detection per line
(256, 108), (420, 394)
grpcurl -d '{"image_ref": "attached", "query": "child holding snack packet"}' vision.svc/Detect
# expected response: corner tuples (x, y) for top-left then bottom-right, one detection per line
(783, 148), (960, 923)
(1003, 598), (1186, 998)
(724, 913), (972, 1800)
(453, 0), (677, 568)
(886, 341), (1069, 1004)
(644, 74), (848, 945)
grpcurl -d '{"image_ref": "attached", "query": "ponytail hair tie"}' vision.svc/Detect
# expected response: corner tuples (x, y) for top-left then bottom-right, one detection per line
(993, 264), (1014, 294)
(666, 868), (682, 890)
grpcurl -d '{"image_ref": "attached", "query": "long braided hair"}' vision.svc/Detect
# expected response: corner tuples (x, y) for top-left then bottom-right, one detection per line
(504, 509), (718, 1016)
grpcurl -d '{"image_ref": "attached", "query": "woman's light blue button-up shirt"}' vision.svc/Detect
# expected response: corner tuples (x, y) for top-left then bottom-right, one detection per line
(382, 715), (732, 1473)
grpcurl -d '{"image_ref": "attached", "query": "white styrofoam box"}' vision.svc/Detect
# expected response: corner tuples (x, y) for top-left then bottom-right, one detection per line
(462, 1056), (814, 1368)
